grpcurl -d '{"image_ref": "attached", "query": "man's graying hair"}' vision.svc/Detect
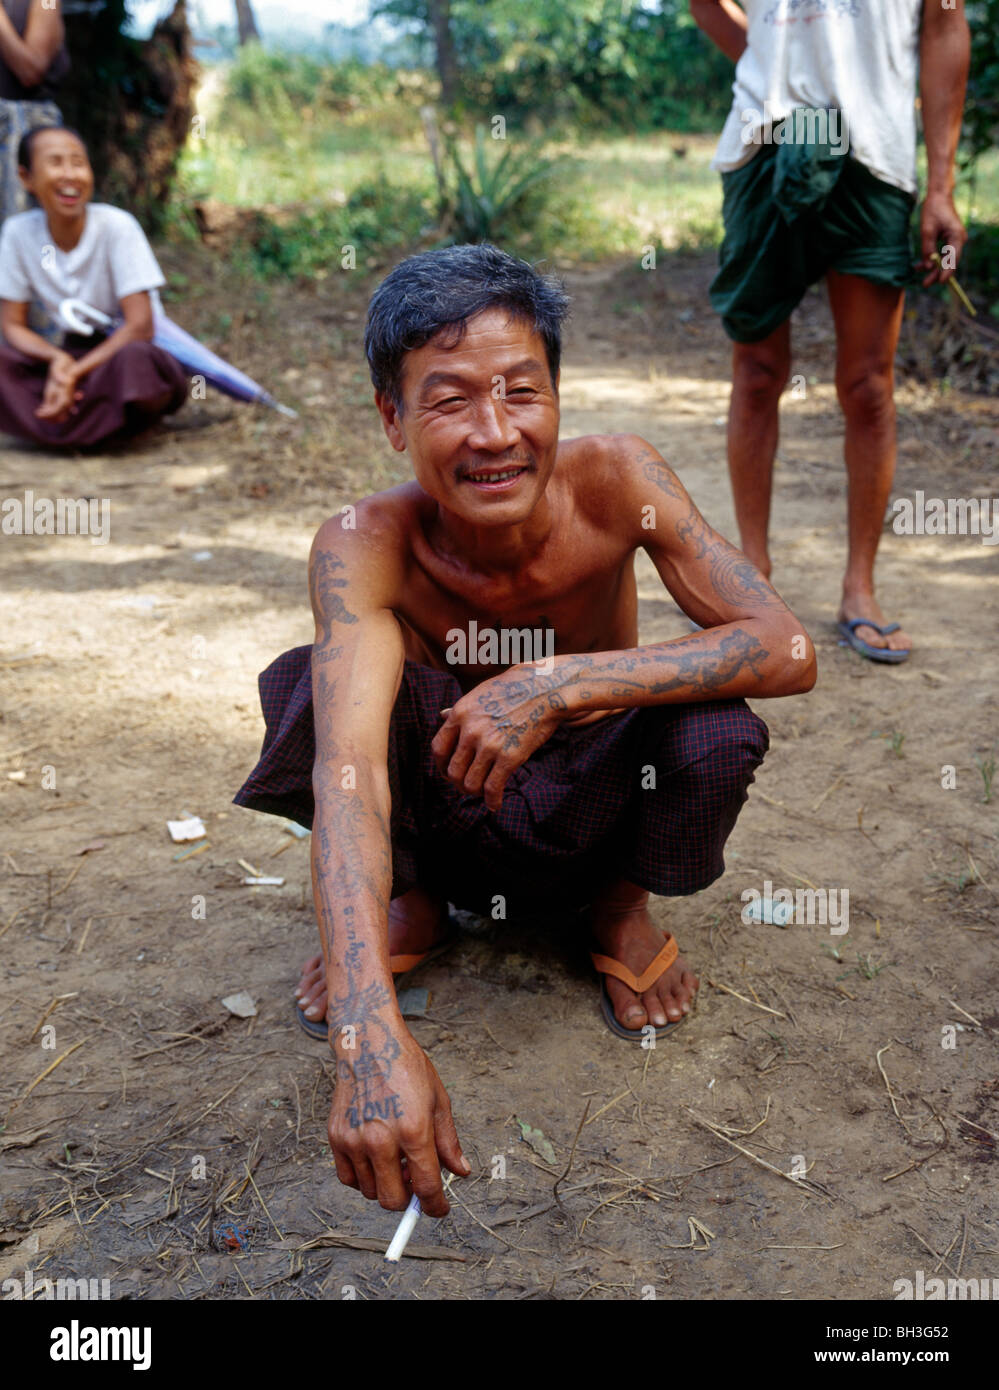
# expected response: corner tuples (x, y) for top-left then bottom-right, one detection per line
(365, 242), (571, 413)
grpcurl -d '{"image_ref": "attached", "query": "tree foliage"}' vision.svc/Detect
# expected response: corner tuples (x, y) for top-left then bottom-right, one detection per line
(965, 0), (999, 163)
(373, 0), (733, 129)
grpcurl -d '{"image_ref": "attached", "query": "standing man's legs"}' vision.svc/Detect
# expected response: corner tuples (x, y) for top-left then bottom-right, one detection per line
(826, 268), (910, 656)
(727, 319), (791, 580)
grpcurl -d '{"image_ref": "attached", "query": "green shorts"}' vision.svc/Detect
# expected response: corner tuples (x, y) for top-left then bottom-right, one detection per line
(710, 140), (916, 344)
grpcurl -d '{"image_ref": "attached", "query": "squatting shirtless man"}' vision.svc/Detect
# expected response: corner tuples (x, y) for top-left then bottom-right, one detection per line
(234, 242), (817, 1217)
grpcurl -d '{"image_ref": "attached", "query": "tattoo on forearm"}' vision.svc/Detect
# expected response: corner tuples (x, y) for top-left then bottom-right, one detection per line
(474, 625), (770, 728)
(312, 772), (397, 1115)
(306, 551), (403, 1127)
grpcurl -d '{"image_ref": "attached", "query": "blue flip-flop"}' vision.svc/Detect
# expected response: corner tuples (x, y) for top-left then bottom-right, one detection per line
(837, 618), (910, 665)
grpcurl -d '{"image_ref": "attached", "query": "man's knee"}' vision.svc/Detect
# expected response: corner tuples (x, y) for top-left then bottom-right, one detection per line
(732, 342), (791, 407)
(835, 364), (895, 425)
(648, 701), (769, 795)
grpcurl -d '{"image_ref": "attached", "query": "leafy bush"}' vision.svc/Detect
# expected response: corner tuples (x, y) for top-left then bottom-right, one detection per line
(959, 220), (999, 312)
(220, 45), (396, 126)
(246, 179), (432, 279)
(964, 0), (999, 165)
(440, 126), (564, 243)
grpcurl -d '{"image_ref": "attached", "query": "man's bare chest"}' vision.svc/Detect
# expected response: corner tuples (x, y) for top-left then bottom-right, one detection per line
(396, 547), (638, 686)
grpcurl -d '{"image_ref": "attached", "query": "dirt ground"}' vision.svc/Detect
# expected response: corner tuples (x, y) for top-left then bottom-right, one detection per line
(1, 250), (997, 1303)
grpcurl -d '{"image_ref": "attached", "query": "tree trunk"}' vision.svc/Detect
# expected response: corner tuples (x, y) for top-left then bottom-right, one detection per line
(234, 0), (261, 46)
(427, 0), (459, 107)
(60, 0), (198, 233)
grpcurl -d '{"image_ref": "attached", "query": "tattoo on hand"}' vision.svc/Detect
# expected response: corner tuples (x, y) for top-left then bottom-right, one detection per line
(337, 1044), (404, 1128)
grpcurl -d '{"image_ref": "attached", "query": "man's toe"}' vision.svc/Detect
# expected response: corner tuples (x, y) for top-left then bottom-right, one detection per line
(641, 987), (668, 1027)
(662, 988), (685, 1021)
(676, 971), (698, 1011)
(297, 971), (327, 1018)
(296, 958), (324, 998)
(607, 977), (647, 1030)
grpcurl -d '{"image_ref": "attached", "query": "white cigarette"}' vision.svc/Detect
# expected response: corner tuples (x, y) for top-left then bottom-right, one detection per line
(384, 1194), (421, 1262)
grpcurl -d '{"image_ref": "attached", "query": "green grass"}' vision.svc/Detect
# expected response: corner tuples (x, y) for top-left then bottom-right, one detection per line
(169, 66), (999, 275)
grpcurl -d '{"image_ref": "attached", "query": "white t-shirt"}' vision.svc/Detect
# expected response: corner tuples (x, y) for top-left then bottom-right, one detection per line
(0, 203), (165, 338)
(712, 0), (923, 196)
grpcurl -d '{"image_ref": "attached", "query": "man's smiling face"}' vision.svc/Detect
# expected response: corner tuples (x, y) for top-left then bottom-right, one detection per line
(377, 307), (560, 524)
(20, 128), (94, 223)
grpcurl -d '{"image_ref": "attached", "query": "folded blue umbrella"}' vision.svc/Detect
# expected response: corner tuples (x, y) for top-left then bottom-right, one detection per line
(59, 298), (299, 418)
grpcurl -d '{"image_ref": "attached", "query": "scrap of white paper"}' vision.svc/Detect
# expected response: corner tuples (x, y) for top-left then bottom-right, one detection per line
(167, 816), (206, 842)
(221, 992), (257, 1018)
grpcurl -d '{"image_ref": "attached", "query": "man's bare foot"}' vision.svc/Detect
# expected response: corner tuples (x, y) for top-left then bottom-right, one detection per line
(296, 885), (446, 1023)
(592, 894), (699, 1030)
(838, 589), (911, 656)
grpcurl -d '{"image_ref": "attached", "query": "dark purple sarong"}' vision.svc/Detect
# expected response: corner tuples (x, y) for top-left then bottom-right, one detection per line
(0, 338), (188, 448)
(233, 647), (769, 917)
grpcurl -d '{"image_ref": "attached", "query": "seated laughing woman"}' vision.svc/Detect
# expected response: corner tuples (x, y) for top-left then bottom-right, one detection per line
(0, 125), (188, 449)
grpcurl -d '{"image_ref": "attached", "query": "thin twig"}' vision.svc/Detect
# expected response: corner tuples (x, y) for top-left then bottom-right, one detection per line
(28, 993), (78, 1041)
(900, 1222), (959, 1279)
(761, 1243), (844, 1251)
(882, 1101), (947, 1181)
(583, 1087), (632, 1126)
(706, 978), (785, 1018)
(553, 1099), (590, 1205)
(957, 1114), (999, 1142)
(685, 1108), (832, 1199)
(875, 1043), (911, 1134)
(931, 1230), (960, 1277)
(246, 1164), (284, 1242)
(14, 1038), (89, 1107)
(810, 777), (844, 813)
(945, 998), (982, 1028)
(662, 1215), (716, 1250)
(447, 1188), (542, 1255)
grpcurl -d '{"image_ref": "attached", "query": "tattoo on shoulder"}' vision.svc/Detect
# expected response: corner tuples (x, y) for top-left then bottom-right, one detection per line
(310, 550), (358, 639)
(640, 455), (684, 501)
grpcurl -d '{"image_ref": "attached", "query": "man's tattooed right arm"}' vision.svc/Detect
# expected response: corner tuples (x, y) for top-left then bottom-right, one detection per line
(308, 529), (407, 1118)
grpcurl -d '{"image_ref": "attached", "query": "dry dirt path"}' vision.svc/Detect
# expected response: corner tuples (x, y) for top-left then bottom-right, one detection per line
(1, 255), (997, 1301)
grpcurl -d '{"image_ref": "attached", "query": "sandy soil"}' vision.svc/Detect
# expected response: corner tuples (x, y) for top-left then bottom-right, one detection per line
(1, 252), (997, 1302)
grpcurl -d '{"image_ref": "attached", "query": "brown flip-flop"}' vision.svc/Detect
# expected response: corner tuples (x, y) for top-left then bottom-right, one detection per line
(591, 936), (689, 1042)
(295, 925), (456, 1041)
